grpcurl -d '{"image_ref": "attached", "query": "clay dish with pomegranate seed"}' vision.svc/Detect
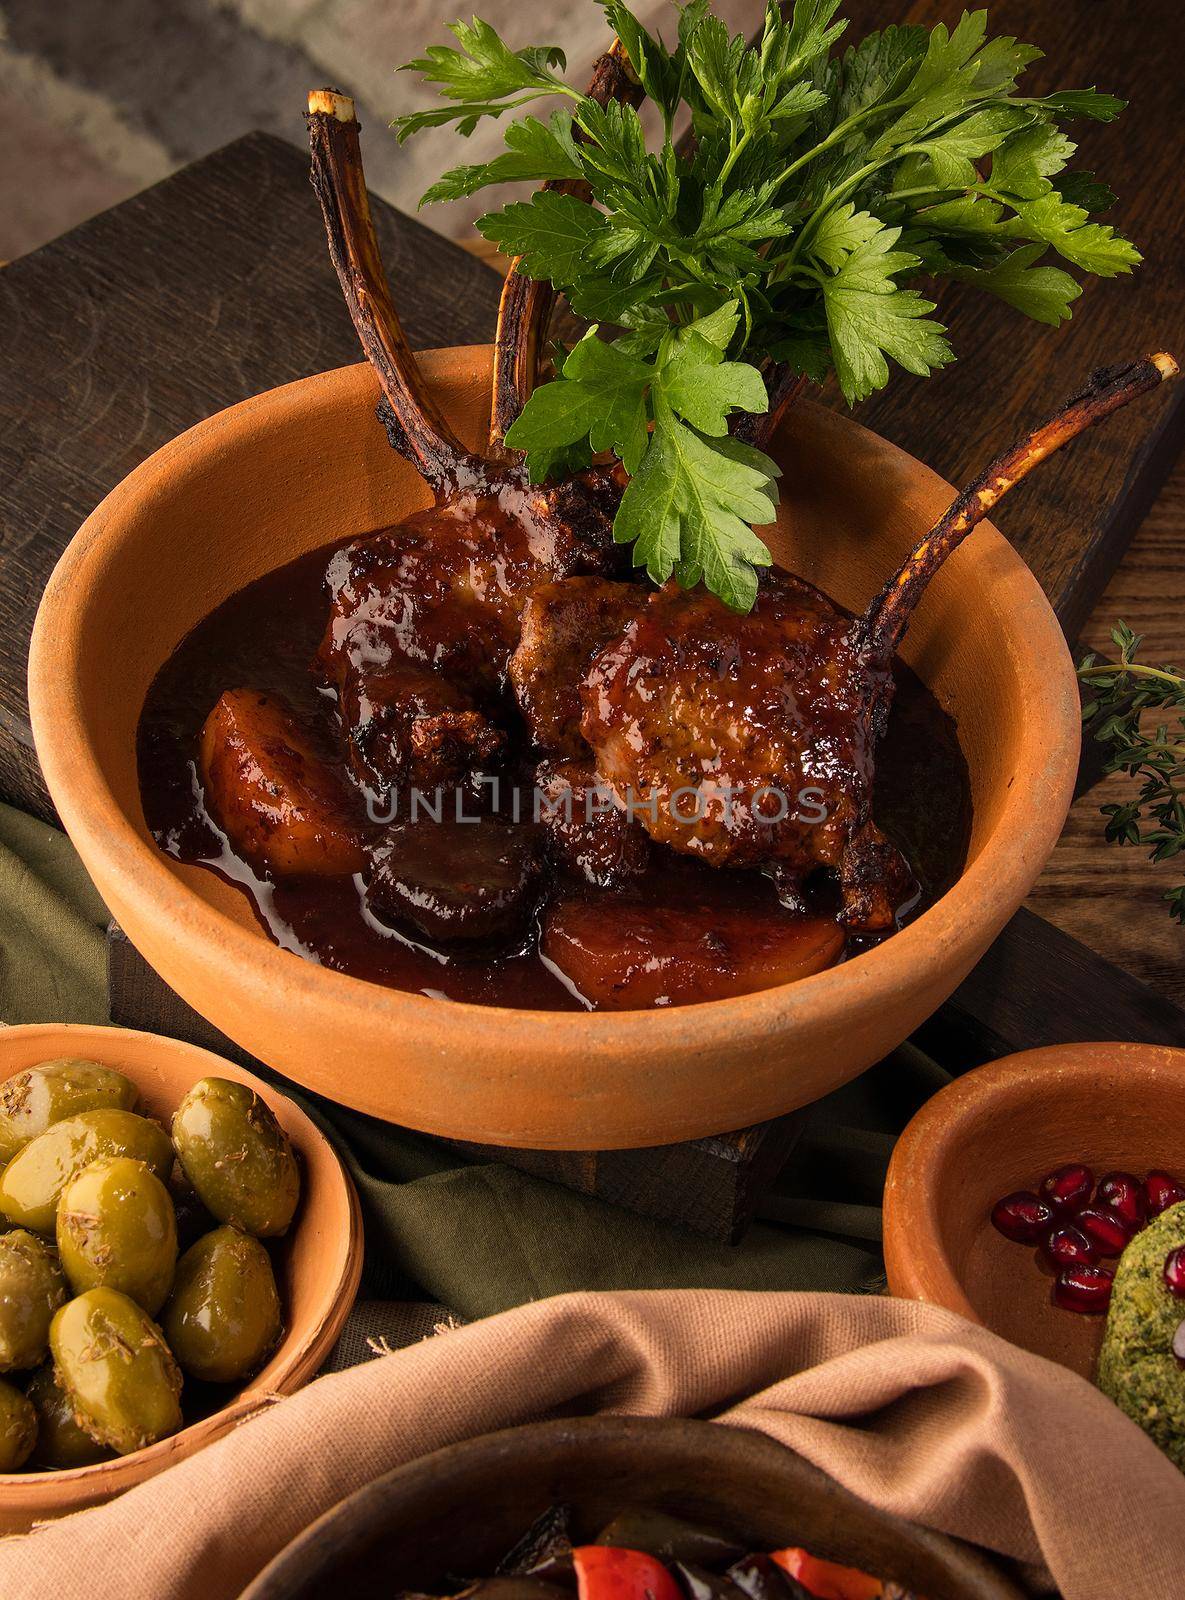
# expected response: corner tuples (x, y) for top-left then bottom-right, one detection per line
(884, 1042), (1185, 1379)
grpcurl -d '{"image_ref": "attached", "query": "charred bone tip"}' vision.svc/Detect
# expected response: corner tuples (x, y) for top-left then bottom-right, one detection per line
(858, 349), (1179, 662)
(308, 88), (355, 122)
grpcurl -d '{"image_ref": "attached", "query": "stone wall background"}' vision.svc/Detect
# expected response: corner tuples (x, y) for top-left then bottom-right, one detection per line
(0, 0), (749, 260)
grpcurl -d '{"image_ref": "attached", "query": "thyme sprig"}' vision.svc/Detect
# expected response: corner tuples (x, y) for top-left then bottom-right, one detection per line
(1079, 622), (1185, 923)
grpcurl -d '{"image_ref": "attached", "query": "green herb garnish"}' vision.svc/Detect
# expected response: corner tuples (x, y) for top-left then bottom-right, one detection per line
(1079, 623), (1185, 923)
(395, 2), (1137, 610)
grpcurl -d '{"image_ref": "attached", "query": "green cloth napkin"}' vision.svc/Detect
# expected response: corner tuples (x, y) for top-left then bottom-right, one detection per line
(0, 802), (950, 1324)
(0, 805), (110, 1026)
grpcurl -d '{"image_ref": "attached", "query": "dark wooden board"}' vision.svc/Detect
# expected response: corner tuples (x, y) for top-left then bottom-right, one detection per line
(917, 905), (1185, 1066)
(0, 131), (503, 821)
(838, 0), (1185, 640)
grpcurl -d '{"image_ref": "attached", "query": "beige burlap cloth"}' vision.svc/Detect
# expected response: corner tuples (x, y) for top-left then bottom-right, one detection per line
(1, 1290), (1180, 1600)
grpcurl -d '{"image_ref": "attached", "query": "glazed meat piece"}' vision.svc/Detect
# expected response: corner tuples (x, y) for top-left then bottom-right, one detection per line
(200, 689), (365, 877)
(366, 819), (544, 945)
(581, 574), (877, 878)
(838, 819), (918, 932)
(338, 661), (504, 803)
(317, 478), (619, 707)
(534, 758), (649, 888)
(541, 882), (843, 1009)
(509, 577), (643, 755)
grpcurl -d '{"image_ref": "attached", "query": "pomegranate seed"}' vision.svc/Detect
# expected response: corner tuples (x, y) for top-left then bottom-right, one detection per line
(1053, 1264), (1114, 1314)
(1076, 1205), (1132, 1257)
(991, 1191), (1054, 1244)
(1042, 1224), (1096, 1269)
(1164, 1247), (1185, 1298)
(1095, 1172), (1147, 1231)
(1145, 1171), (1185, 1218)
(1040, 1164), (1094, 1213)
(1174, 1321), (1185, 1366)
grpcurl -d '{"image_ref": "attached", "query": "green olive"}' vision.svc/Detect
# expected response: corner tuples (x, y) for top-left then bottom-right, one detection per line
(0, 1377), (36, 1471)
(0, 1060), (140, 1165)
(0, 1110), (173, 1236)
(57, 1157), (178, 1315)
(50, 1289), (182, 1456)
(163, 1226), (282, 1383)
(0, 1229), (67, 1371)
(26, 1363), (111, 1469)
(172, 1079), (299, 1237)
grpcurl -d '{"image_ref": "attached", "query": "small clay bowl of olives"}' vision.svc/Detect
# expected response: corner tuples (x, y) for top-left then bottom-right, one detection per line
(0, 1023), (362, 1531)
(883, 1042), (1185, 1379)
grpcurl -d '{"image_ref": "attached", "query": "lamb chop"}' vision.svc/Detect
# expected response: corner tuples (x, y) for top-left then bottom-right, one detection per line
(201, 61), (640, 894)
(201, 67), (1175, 1013)
(306, 65), (640, 808)
(577, 354), (1178, 931)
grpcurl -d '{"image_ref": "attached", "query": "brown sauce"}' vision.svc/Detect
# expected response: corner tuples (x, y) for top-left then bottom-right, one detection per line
(136, 541), (971, 1011)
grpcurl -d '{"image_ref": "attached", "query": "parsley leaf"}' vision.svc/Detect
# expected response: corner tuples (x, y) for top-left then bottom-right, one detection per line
(1006, 191), (1142, 276)
(950, 242), (1081, 326)
(394, 1), (1139, 610)
(504, 328), (651, 473)
(476, 191), (608, 282)
(820, 227), (953, 402)
(506, 304), (777, 606)
(393, 18), (572, 139)
(422, 112), (582, 202)
(617, 416), (777, 611)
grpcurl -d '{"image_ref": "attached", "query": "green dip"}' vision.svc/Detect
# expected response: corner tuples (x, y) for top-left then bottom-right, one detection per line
(1097, 1200), (1185, 1468)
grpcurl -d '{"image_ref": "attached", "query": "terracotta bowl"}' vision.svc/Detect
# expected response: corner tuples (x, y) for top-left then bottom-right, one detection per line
(0, 1022), (362, 1532)
(28, 349), (1080, 1150)
(883, 1042), (1185, 1378)
(243, 1415), (1023, 1600)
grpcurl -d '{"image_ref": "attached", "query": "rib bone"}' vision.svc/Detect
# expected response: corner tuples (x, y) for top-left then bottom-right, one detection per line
(857, 352), (1179, 663)
(488, 41), (642, 454)
(307, 89), (487, 493)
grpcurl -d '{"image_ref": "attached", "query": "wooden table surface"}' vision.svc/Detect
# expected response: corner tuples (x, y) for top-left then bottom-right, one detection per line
(1, 0), (1182, 1024)
(1032, 457), (1185, 1003)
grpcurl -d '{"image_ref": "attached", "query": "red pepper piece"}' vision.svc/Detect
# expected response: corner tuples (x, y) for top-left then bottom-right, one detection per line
(769, 1549), (887, 1600)
(573, 1546), (684, 1600)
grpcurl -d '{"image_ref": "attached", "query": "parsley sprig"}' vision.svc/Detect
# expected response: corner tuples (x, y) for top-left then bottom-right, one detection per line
(394, 2), (1137, 610)
(1079, 624), (1185, 923)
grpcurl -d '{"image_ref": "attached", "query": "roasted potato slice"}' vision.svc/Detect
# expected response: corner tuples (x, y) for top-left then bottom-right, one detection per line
(541, 887), (843, 1009)
(199, 689), (366, 877)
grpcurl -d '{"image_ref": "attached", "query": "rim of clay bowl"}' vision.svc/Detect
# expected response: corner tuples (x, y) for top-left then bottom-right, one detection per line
(243, 1415), (1026, 1600)
(28, 352), (1081, 1145)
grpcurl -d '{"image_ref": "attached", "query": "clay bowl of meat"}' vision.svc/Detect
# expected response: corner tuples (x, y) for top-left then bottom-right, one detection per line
(243, 1416), (1023, 1600)
(30, 95), (1142, 1151)
(883, 1042), (1185, 1379)
(27, 338), (1085, 1148)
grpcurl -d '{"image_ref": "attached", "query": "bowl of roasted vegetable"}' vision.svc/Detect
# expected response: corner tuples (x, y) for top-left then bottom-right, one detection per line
(243, 1416), (1024, 1600)
(29, 2), (1175, 1148)
(0, 1024), (361, 1530)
